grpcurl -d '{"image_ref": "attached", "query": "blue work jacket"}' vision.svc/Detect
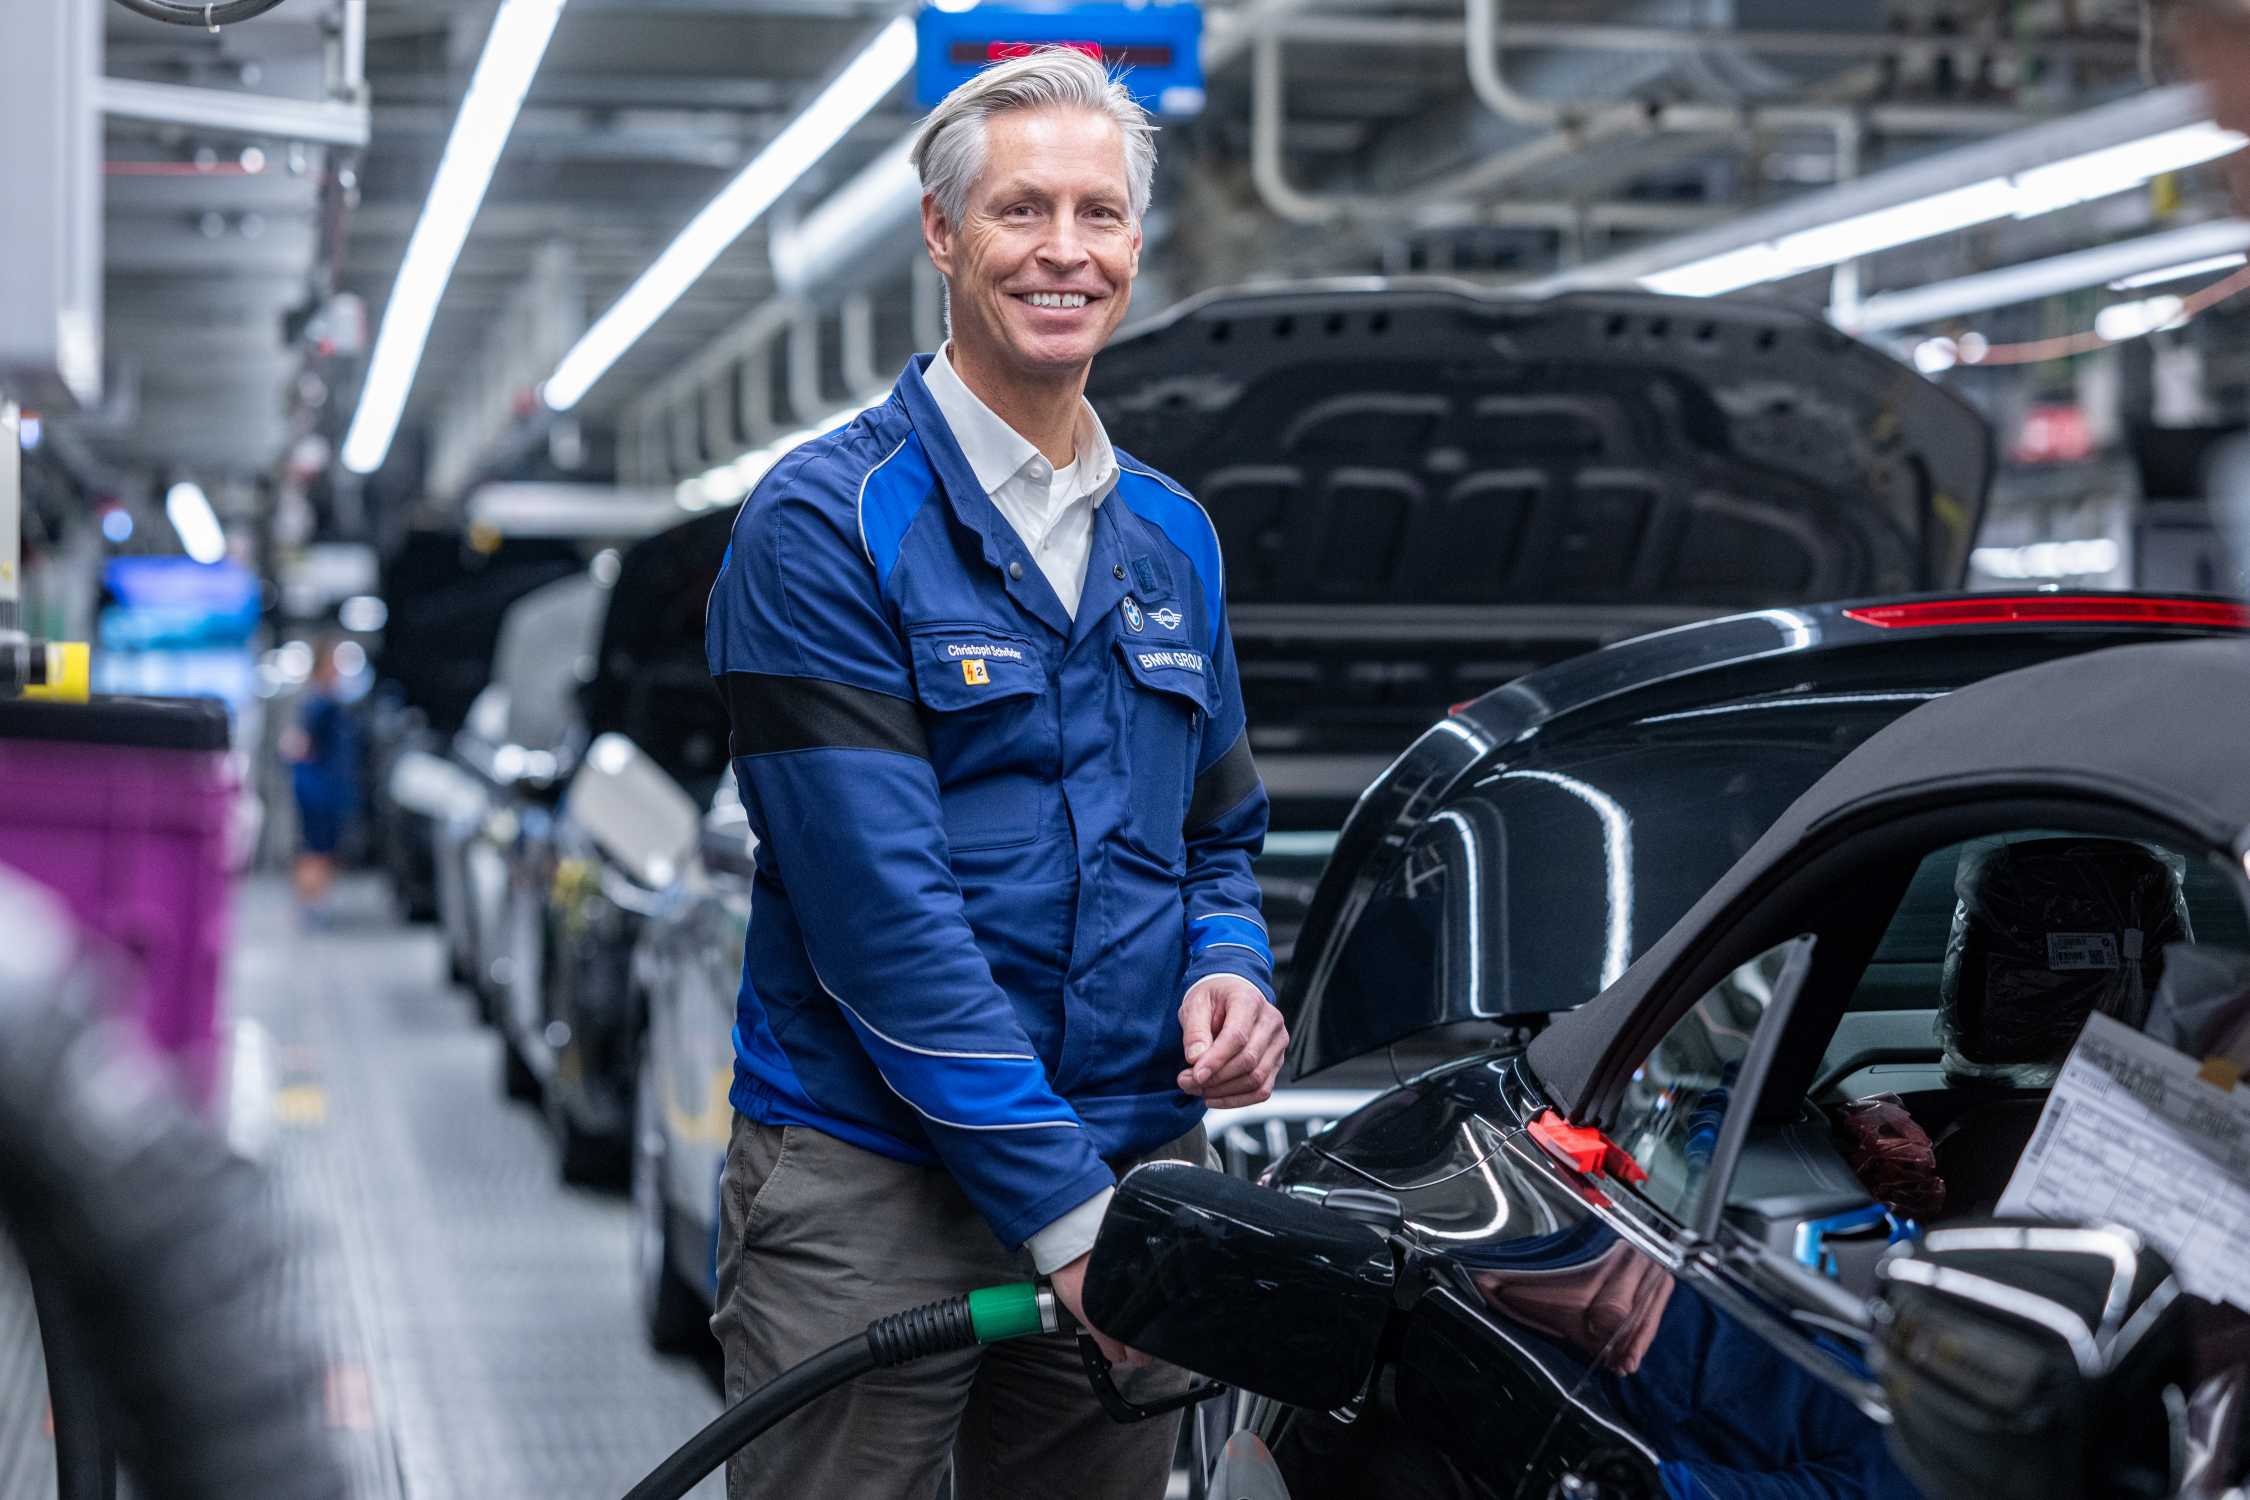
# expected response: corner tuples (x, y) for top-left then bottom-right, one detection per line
(705, 355), (1272, 1249)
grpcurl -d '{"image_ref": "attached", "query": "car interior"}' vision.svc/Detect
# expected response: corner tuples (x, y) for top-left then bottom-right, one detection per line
(1615, 825), (2250, 1301)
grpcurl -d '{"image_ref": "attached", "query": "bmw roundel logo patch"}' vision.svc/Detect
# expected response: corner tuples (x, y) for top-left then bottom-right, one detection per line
(1121, 596), (1146, 633)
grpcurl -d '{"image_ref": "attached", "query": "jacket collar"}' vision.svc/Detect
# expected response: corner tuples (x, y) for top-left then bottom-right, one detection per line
(894, 355), (1074, 640)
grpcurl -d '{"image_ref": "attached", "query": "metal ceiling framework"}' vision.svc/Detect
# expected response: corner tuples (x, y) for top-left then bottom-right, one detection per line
(50, 0), (2190, 521)
(60, 1), (368, 499)
(617, 0), (2163, 498)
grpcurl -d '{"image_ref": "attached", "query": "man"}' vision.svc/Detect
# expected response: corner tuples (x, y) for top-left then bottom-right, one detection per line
(282, 636), (358, 926)
(704, 46), (1284, 1498)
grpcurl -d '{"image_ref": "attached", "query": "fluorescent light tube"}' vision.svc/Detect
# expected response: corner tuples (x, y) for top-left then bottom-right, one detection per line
(1639, 245), (1789, 297)
(342, 0), (568, 474)
(2109, 250), (2247, 289)
(166, 481), (227, 564)
(1773, 181), (2010, 272)
(1643, 120), (2246, 300)
(543, 17), (919, 412)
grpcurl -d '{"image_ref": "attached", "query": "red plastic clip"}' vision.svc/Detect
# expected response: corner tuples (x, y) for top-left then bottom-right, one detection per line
(1528, 1110), (1649, 1185)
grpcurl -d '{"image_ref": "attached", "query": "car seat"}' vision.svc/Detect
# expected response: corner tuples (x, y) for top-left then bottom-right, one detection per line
(1908, 836), (2193, 1216)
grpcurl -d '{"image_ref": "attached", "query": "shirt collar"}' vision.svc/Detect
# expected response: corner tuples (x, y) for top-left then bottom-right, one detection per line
(926, 342), (1115, 506)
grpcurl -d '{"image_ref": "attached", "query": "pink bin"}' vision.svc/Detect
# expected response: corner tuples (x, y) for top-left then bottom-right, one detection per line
(0, 695), (237, 1109)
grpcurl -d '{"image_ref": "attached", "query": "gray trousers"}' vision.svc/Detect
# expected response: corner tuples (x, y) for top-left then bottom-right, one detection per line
(711, 1115), (1201, 1499)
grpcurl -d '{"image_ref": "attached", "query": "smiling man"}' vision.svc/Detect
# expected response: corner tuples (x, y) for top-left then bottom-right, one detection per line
(703, 47), (1282, 1499)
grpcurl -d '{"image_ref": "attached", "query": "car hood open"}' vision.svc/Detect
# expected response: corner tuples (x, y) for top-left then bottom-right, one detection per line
(1086, 280), (1994, 830)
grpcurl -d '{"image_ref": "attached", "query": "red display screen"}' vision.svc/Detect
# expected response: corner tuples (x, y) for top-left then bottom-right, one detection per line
(949, 41), (1177, 68)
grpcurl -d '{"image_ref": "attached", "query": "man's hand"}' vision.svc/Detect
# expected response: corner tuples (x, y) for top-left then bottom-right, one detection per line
(1047, 1252), (1146, 1367)
(1177, 975), (1288, 1108)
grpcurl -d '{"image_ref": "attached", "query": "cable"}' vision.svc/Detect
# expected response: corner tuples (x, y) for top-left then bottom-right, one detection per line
(621, 1283), (1061, 1500)
(1956, 262), (2250, 365)
(620, 1337), (875, 1500)
(107, 0), (293, 28)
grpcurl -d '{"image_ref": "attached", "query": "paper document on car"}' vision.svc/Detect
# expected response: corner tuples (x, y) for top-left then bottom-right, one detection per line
(1996, 1011), (2250, 1314)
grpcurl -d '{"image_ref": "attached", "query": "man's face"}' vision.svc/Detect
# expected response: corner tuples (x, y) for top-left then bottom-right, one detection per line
(923, 107), (1141, 383)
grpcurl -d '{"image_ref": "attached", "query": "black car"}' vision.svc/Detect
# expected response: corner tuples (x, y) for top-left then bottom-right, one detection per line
(366, 529), (586, 920)
(499, 510), (733, 1182)
(1081, 601), (2250, 1500)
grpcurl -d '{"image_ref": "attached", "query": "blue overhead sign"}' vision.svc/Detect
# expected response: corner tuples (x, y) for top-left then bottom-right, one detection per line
(915, 3), (1205, 117)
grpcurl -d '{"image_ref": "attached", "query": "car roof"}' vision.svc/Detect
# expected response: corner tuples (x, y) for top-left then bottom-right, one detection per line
(1526, 636), (2250, 1117)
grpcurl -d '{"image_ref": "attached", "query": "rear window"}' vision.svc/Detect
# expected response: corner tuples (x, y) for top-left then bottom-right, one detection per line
(1306, 720), (1899, 1066)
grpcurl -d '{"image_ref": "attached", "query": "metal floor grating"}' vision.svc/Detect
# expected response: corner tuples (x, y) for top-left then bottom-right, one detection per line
(231, 876), (725, 1500)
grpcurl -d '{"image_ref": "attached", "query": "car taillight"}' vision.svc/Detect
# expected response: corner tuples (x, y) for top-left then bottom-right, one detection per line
(1844, 596), (2250, 630)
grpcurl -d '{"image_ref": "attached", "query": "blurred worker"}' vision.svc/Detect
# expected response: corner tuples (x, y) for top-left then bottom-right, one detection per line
(2166, 1), (2250, 589)
(705, 47), (1279, 1499)
(281, 636), (359, 923)
(2168, 0), (2250, 213)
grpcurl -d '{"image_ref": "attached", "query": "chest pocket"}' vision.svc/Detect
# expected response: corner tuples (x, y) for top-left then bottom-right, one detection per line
(1114, 637), (1213, 870)
(907, 623), (1052, 850)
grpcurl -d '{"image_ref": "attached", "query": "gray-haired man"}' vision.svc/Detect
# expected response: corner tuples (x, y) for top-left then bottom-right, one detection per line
(704, 47), (1285, 1498)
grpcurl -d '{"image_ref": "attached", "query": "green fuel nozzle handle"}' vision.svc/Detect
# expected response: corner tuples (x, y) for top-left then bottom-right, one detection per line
(864, 1281), (1070, 1366)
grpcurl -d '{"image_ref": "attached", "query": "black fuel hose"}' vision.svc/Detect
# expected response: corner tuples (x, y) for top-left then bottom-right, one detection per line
(622, 1284), (1061, 1500)
(108, 0), (294, 26)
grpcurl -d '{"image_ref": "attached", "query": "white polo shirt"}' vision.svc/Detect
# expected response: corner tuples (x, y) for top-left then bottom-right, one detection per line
(923, 343), (1118, 620)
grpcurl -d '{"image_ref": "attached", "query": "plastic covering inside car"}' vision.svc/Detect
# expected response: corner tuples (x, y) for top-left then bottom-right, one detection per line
(1937, 835), (2193, 1086)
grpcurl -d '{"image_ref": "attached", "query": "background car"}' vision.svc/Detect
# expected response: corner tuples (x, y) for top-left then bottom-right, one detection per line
(631, 779), (754, 1350)
(1106, 597), (2250, 1500)
(363, 528), (586, 922)
(428, 571), (605, 1012)
(499, 511), (734, 1184)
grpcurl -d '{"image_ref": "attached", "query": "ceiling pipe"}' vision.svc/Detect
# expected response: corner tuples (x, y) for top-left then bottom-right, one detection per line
(98, 75), (371, 147)
(1205, 11), (2141, 68)
(1251, 29), (1719, 229)
(840, 292), (882, 395)
(701, 367), (737, 467)
(341, 0), (366, 96)
(912, 257), (946, 352)
(1465, 0), (2028, 151)
(785, 306), (836, 427)
(1247, 5), (2033, 229)
(668, 400), (701, 479)
(1527, 82), (2220, 294)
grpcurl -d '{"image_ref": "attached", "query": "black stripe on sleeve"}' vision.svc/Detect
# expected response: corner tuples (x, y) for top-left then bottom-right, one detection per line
(1186, 729), (1261, 832)
(720, 671), (929, 760)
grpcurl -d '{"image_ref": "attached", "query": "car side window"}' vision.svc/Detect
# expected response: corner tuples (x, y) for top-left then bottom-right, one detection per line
(1613, 939), (1804, 1222)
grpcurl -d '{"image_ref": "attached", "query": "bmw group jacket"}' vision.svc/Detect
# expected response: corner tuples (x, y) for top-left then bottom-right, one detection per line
(705, 355), (1273, 1249)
